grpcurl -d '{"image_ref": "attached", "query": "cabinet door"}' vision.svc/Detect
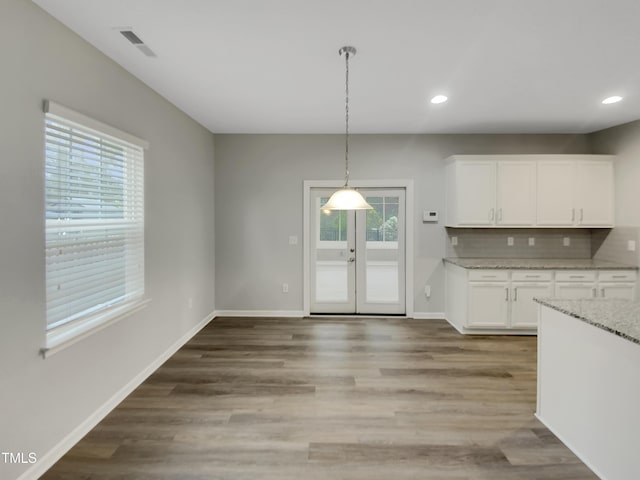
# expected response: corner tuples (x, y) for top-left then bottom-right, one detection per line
(537, 161), (575, 226)
(467, 282), (509, 328)
(599, 283), (636, 301)
(511, 283), (552, 329)
(555, 283), (596, 299)
(497, 161), (536, 226)
(575, 162), (614, 227)
(456, 161), (496, 225)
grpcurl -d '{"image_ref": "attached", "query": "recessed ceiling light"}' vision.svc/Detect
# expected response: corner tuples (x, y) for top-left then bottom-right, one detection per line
(602, 96), (623, 104)
(430, 95), (448, 104)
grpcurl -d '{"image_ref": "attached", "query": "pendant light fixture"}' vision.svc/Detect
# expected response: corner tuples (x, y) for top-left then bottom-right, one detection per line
(321, 46), (373, 211)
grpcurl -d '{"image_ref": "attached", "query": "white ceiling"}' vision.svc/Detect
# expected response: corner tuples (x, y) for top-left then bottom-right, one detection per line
(34, 0), (640, 134)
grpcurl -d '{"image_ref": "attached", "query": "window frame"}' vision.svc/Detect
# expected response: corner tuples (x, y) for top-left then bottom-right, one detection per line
(42, 101), (149, 357)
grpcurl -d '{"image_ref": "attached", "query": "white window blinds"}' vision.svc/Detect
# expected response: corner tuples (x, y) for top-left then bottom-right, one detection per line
(44, 102), (145, 333)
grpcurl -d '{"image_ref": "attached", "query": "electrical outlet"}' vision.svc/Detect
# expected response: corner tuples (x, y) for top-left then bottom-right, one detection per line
(528, 237), (535, 246)
(288, 236), (298, 245)
(628, 240), (637, 252)
(424, 285), (431, 298)
(282, 283), (289, 293)
(451, 236), (458, 246)
(563, 237), (571, 247)
(507, 237), (514, 246)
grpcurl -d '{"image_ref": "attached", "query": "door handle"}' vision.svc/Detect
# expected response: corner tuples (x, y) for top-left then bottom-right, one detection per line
(571, 208), (575, 222)
(505, 287), (509, 301)
(347, 257), (355, 263)
(513, 287), (518, 301)
(600, 288), (605, 297)
(498, 208), (503, 221)
(349, 248), (355, 253)
(489, 208), (495, 221)
(592, 287), (596, 298)
(580, 208), (584, 222)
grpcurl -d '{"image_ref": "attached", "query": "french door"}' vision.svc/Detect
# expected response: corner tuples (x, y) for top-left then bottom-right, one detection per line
(309, 188), (406, 314)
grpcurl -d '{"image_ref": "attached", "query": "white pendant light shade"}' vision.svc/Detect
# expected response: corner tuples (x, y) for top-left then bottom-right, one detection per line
(322, 187), (372, 210)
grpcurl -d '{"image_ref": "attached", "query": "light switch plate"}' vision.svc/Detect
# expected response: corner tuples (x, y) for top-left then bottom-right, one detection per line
(528, 237), (535, 246)
(289, 236), (298, 245)
(451, 236), (458, 246)
(628, 240), (636, 252)
(563, 237), (571, 247)
(507, 237), (514, 246)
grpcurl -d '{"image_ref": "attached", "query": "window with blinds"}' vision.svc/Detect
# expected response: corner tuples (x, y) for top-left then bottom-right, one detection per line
(44, 101), (145, 344)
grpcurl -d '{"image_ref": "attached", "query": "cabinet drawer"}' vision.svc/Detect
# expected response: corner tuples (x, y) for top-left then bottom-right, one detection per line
(598, 271), (637, 282)
(555, 271), (596, 282)
(468, 270), (509, 281)
(511, 271), (552, 282)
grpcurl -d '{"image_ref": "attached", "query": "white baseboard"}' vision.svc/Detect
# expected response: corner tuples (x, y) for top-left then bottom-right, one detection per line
(214, 310), (304, 318)
(18, 310), (216, 480)
(443, 315), (536, 336)
(411, 312), (446, 320)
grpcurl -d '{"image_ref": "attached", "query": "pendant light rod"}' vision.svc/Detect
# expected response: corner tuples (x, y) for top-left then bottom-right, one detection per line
(340, 46), (356, 187)
(321, 46), (372, 211)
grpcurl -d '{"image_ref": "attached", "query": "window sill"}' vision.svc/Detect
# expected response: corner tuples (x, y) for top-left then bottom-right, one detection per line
(41, 298), (151, 358)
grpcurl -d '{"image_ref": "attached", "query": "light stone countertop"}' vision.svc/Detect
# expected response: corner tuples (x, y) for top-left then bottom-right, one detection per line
(535, 298), (640, 345)
(443, 258), (638, 270)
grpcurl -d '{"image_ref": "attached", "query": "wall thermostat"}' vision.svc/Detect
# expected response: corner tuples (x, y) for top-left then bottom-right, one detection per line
(423, 210), (439, 222)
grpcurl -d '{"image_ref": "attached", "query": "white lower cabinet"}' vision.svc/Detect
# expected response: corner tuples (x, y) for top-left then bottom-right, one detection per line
(467, 280), (553, 330)
(554, 282), (596, 299)
(467, 282), (509, 328)
(445, 266), (550, 332)
(597, 271), (636, 300)
(511, 282), (553, 328)
(444, 264), (637, 334)
(599, 283), (636, 300)
(554, 270), (636, 301)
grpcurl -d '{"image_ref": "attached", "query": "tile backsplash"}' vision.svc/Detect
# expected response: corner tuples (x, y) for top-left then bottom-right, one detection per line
(446, 228), (592, 259)
(592, 226), (640, 265)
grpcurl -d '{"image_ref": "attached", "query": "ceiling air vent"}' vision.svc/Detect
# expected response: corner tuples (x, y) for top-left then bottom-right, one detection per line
(119, 29), (157, 57)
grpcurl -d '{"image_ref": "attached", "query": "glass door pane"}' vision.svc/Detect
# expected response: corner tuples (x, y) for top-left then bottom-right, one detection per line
(309, 189), (355, 313)
(356, 190), (405, 314)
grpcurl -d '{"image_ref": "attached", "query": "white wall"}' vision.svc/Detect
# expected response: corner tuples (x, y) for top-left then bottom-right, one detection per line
(214, 134), (589, 315)
(590, 120), (640, 266)
(0, 2), (215, 479)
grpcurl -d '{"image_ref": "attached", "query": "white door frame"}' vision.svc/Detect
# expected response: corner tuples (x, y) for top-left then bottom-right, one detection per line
(303, 179), (414, 317)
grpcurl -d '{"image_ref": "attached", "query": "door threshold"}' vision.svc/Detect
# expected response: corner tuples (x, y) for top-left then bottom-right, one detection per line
(308, 313), (407, 318)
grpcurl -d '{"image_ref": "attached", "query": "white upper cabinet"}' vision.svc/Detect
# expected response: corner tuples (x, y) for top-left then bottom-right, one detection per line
(536, 161), (575, 226)
(446, 156), (535, 227)
(575, 161), (614, 226)
(446, 155), (614, 228)
(448, 159), (496, 226)
(496, 161), (536, 226)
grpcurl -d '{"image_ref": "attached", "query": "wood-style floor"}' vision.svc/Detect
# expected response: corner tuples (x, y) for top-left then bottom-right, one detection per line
(42, 317), (597, 479)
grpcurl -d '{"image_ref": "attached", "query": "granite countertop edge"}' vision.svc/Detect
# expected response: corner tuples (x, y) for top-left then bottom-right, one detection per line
(443, 257), (639, 270)
(535, 298), (640, 345)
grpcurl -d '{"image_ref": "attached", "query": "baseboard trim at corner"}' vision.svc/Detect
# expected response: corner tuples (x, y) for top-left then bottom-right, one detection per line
(411, 312), (446, 320)
(214, 310), (304, 318)
(18, 310), (215, 480)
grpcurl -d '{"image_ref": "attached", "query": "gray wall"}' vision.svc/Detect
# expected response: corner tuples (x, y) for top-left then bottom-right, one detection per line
(0, 2), (215, 479)
(590, 120), (640, 266)
(214, 134), (589, 315)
